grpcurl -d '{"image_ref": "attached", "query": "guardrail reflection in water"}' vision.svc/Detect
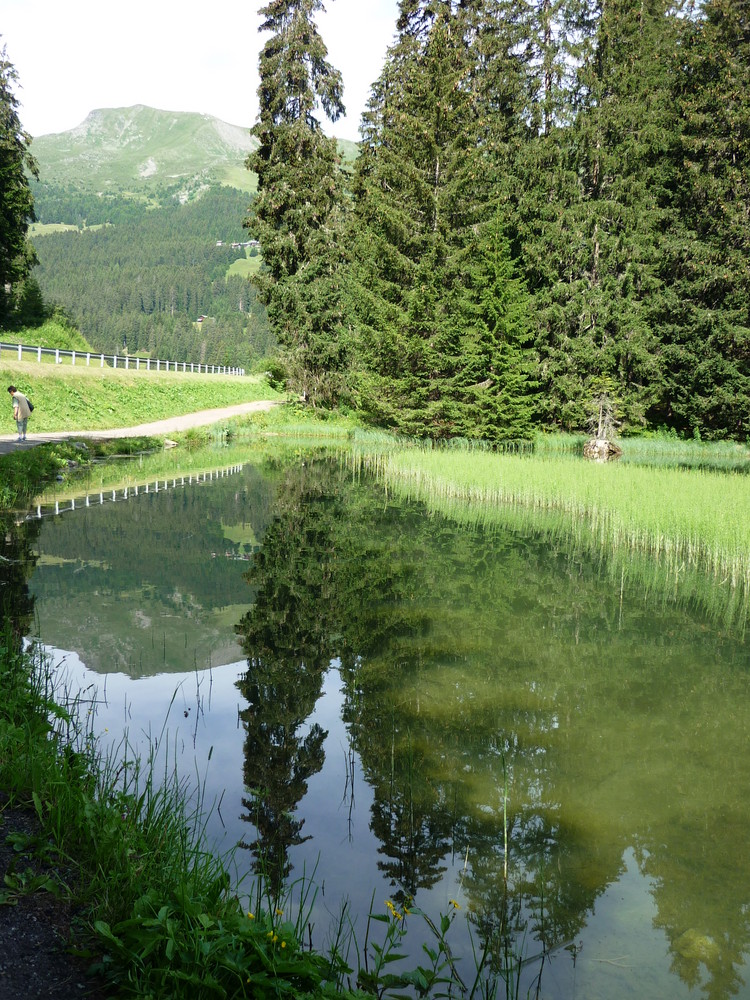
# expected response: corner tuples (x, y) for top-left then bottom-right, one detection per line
(1, 341), (245, 376)
(30, 465), (245, 527)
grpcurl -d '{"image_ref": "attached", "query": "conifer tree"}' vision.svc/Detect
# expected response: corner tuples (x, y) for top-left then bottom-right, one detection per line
(650, 0), (750, 437)
(350, 0), (535, 439)
(246, 0), (348, 406)
(456, 209), (537, 439)
(522, 0), (676, 431)
(0, 42), (38, 325)
(523, 0), (595, 134)
(349, 1), (465, 434)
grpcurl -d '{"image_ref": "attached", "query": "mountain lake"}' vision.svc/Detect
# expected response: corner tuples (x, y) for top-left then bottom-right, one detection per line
(10, 442), (750, 1000)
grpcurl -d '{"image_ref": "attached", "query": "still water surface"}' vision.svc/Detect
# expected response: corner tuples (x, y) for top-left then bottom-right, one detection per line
(23, 449), (750, 999)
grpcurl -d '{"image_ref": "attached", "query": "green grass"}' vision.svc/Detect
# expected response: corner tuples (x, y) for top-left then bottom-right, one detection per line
(0, 441), (96, 509)
(0, 362), (282, 434)
(219, 164), (259, 194)
(2, 316), (94, 353)
(28, 222), (79, 236)
(226, 253), (264, 278)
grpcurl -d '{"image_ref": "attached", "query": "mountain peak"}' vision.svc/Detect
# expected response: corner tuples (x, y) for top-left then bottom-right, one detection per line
(32, 105), (258, 193)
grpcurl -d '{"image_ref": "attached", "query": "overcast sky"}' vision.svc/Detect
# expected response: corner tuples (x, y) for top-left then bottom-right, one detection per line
(2, 0), (399, 141)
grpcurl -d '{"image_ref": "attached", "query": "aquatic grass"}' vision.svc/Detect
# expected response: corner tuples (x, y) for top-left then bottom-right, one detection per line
(355, 446), (750, 633)
(617, 433), (750, 471)
(233, 403), (362, 439)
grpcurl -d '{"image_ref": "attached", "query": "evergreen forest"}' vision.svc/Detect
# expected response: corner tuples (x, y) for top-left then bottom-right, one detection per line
(29, 185), (275, 370)
(247, 0), (750, 442)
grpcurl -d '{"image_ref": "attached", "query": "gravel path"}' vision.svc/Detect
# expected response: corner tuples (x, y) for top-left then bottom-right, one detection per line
(0, 801), (111, 1000)
(0, 399), (280, 455)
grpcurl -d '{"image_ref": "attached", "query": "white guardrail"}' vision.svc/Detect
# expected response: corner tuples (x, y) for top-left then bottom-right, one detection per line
(0, 341), (245, 376)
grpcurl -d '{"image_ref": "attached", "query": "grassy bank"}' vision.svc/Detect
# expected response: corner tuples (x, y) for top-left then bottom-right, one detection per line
(0, 361), (282, 434)
(0, 437), (162, 510)
(0, 639), (352, 998)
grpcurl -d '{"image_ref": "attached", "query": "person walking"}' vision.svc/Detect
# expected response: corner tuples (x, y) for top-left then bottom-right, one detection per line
(7, 385), (32, 442)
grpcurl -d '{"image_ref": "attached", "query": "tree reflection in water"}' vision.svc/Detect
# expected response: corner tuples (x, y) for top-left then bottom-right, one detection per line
(233, 454), (750, 999)
(235, 459), (342, 898)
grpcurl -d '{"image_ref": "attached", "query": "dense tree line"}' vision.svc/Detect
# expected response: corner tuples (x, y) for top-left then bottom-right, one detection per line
(30, 186), (275, 367)
(249, 0), (750, 440)
(32, 185), (169, 230)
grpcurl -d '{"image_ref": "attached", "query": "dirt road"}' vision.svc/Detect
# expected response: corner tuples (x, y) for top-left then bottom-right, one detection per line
(0, 399), (279, 455)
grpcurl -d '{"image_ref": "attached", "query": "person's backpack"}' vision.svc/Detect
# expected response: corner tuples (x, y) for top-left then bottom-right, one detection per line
(27, 398), (34, 412)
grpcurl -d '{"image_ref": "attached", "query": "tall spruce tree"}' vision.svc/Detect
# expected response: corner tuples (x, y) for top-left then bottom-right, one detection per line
(455, 208), (537, 439)
(523, 0), (595, 134)
(350, 0), (536, 440)
(650, 0), (750, 438)
(521, 0), (676, 431)
(0, 42), (38, 325)
(246, 0), (348, 406)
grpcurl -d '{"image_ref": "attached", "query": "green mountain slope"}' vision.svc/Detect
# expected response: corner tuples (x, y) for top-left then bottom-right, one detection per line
(30, 105), (260, 196)
(30, 105), (359, 200)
